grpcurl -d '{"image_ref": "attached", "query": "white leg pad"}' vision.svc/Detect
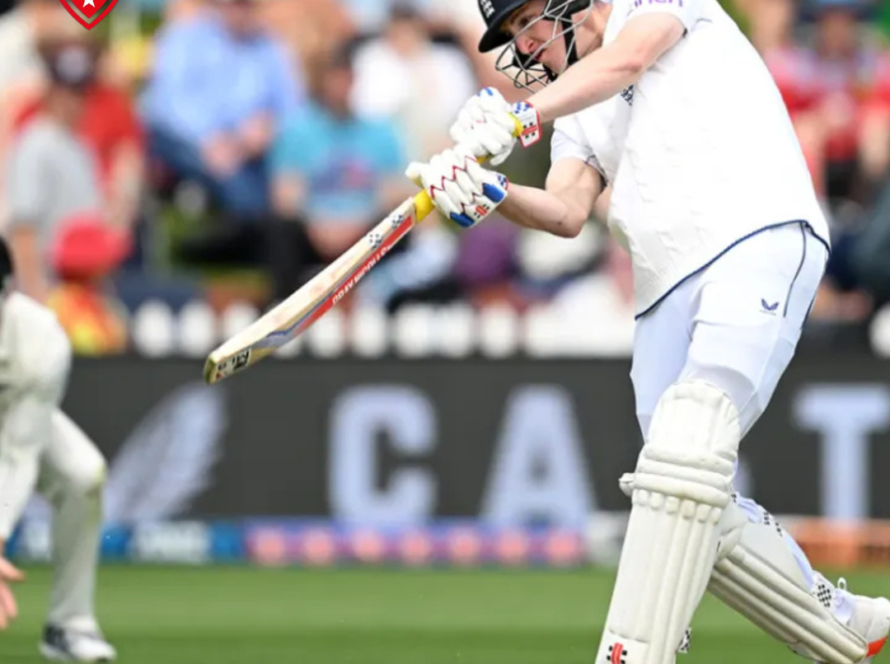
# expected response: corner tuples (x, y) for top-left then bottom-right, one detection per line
(709, 502), (868, 664)
(596, 381), (740, 664)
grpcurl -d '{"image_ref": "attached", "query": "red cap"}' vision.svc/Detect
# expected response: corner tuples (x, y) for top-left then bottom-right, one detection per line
(51, 213), (131, 280)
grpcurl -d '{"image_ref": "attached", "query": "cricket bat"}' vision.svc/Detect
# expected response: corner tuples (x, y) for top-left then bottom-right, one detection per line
(203, 117), (524, 385)
(203, 190), (436, 384)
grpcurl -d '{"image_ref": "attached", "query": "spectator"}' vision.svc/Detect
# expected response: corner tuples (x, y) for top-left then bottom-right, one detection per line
(749, 0), (828, 193)
(751, 0), (890, 208)
(339, 0), (393, 34)
(47, 213), (130, 355)
(0, 0), (67, 226)
(859, 32), (890, 196)
(426, 0), (523, 100)
(350, 3), (476, 159)
(269, 44), (416, 301)
(141, 0), (304, 216)
(806, 0), (889, 206)
(548, 236), (636, 356)
(451, 217), (520, 309)
(4, 39), (112, 302)
(0, 0), (63, 95)
(13, 31), (146, 235)
(259, 0), (356, 86)
(811, 0), (883, 199)
(162, 0), (206, 22)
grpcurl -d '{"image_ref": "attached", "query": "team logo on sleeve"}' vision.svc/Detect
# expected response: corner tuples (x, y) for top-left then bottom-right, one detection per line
(59, 0), (119, 30)
(620, 85), (635, 106)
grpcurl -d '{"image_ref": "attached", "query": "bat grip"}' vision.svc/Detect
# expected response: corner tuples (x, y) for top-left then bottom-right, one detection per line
(413, 116), (524, 224)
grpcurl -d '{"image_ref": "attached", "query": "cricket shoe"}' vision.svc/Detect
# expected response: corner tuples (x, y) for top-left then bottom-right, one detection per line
(842, 584), (890, 664)
(803, 577), (890, 664)
(40, 625), (117, 662)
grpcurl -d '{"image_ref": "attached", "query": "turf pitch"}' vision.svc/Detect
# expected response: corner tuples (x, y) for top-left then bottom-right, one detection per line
(3, 566), (890, 663)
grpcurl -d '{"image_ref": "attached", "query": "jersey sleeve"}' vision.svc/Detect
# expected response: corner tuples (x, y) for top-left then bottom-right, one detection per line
(551, 118), (606, 180)
(627, 0), (704, 34)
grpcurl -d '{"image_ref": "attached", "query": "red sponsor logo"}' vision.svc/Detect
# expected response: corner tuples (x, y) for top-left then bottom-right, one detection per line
(611, 643), (625, 664)
(59, 0), (119, 30)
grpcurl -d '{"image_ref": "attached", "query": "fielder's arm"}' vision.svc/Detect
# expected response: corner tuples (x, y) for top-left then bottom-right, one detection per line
(498, 157), (606, 238)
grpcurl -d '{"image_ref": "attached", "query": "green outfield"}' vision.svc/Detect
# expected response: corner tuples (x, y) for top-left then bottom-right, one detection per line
(3, 566), (890, 663)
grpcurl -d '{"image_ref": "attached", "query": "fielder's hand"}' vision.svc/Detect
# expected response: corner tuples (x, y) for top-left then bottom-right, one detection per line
(406, 145), (509, 229)
(450, 88), (542, 166)
(0, 556), (24, 630)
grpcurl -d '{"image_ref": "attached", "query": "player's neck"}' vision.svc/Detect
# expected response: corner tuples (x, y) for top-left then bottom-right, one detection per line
(575, 1), (612, 60)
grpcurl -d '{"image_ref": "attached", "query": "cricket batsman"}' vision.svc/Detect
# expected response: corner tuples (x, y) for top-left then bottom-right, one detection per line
(0, 236), (116, 661)
(407, 0), (890, 662)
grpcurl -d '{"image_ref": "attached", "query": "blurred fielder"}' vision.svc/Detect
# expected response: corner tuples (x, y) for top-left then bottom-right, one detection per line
(0, 236), (116, 662)
(407, 0), (890, 662)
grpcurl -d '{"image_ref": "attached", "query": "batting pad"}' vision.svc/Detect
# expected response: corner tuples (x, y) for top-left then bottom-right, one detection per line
(596, 381), (740, 664)
(709, 510), (868, 664)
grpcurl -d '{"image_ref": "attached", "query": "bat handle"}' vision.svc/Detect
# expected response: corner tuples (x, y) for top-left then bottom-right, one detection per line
(413, 191), (436, 222)
(412, 116), (524, 224)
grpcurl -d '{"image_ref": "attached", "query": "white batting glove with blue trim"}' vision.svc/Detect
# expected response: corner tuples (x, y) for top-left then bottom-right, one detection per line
(450, 88), (542, 167)
(406, 145), (509, 229)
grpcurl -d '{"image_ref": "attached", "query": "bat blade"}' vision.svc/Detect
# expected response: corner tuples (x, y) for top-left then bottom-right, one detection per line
(204, 192), (434, 384)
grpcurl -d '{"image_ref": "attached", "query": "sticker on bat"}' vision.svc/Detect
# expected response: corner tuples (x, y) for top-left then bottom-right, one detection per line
(216, 349), (251, 379)
(367, 232), (384, 249)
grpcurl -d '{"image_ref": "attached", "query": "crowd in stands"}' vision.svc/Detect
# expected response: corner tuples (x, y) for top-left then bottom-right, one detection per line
(0, 0), (887, 357)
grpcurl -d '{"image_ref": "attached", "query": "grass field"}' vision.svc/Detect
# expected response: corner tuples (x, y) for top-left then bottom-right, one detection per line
(3, 566), (890, 663)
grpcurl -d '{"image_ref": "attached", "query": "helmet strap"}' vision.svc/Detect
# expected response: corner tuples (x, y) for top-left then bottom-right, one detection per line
(563, 20), (580, 67)
(548, 1), (588, 81)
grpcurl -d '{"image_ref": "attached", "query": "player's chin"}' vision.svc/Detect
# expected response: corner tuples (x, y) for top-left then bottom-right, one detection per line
(540, 53), (565, 75)
(545, 60), (567, 77)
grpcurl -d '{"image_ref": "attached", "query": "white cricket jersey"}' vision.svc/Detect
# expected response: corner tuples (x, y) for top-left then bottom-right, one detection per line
(0, 292), (71, 427)
(550, 0), (830, 315)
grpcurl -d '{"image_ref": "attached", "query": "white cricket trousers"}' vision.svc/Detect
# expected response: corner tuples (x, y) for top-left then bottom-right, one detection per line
(3, 410), (107, 632)
(631, 221), (828, 593)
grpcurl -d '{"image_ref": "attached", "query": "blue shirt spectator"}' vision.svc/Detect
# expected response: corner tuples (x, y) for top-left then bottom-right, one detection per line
(267, 44), (455, 310)
(269, 45), (411, 262)
(141, 0), (304, 216)
(143, 13), (300, 145)
(271, 106), (404, 226)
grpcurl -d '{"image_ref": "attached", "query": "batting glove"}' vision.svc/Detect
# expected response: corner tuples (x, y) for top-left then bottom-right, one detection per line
(450, 87), (542, 167)
(405, 145), (509, 229)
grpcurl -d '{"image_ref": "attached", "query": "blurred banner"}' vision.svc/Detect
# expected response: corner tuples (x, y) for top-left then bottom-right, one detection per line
(53, 355), (890, 524)
(9, 354), (890, 568)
